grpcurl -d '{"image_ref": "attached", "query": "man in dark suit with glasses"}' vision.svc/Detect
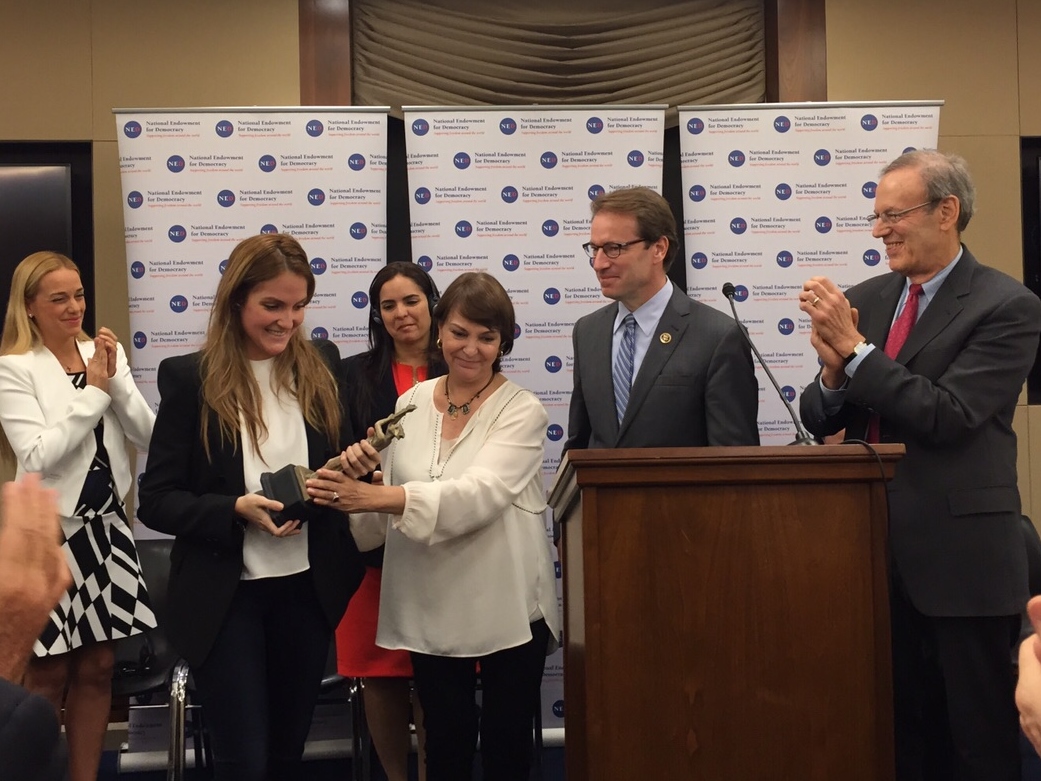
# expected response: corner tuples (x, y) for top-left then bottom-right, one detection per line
(565, 186), (759, 453)
(800, 149), (1041, 781)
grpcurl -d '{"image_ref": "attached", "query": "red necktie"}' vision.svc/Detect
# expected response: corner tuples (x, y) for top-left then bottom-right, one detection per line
(866, 283), (923, 443)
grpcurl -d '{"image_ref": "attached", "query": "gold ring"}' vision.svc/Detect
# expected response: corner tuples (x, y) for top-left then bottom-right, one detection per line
(811, 296), (821, 307)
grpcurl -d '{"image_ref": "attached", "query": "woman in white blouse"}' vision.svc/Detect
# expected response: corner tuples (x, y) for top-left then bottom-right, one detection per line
(307, 271), (561, 781)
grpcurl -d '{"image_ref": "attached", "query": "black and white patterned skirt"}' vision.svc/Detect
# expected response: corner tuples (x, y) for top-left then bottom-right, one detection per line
(35, 509), (158, 657)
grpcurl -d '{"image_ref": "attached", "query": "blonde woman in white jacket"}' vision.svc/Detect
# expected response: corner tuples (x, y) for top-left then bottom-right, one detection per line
(0, 251), (156, 781)
(307, 271), (560, 781)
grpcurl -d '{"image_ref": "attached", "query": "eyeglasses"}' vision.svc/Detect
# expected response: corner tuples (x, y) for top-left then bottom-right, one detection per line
(865, 199), (940, 226)
(581, 239), (647, 259)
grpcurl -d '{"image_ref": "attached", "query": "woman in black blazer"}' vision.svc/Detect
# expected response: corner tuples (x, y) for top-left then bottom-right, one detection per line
(137, 233), (372, 781)
(335, 262), (443, 781)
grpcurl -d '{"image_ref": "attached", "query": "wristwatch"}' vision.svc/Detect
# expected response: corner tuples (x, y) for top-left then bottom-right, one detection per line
(843, 340), (870, 366)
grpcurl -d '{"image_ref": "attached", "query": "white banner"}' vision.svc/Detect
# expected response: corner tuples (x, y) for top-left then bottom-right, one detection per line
(114, 107), (389, 520)
(679, 102), (942, 443)
(404, 104), (667, 729)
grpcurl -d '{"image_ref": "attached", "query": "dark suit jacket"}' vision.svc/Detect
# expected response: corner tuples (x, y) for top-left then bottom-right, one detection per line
(566, 282), (760, 450)
(137, 342), (365, 668)
(0, 679), (68, 781)
(800, 247), (1041, 617)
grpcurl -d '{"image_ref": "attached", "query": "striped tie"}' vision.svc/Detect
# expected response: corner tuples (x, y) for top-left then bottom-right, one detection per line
(613, 313), (636, 423)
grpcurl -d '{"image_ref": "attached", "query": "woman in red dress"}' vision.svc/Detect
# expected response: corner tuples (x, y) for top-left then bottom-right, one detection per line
(337, 262), (443, 781)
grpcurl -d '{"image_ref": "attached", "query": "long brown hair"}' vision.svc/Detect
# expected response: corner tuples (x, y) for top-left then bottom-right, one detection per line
(199, 233), (340, 461)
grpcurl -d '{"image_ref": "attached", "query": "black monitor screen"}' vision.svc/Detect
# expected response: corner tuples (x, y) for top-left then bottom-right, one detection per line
(0, 164), (74, 328)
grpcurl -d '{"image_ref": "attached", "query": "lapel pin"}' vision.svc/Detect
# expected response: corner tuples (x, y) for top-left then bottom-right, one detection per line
(659, 332), (672, 344)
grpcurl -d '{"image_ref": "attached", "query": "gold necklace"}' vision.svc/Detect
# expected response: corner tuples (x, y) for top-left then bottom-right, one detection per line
(445, 375), (495, 419)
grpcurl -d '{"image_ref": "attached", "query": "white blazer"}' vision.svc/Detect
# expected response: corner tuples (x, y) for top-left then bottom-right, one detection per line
(0, 340), (154, 517)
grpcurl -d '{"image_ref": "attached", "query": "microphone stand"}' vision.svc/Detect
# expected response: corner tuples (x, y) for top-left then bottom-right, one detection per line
(721, 283), (817, 446)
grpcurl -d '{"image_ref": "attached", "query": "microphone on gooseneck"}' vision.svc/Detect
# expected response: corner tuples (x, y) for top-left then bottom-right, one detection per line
(721, 282), (817, 446)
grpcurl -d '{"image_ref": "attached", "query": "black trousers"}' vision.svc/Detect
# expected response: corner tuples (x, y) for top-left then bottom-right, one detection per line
(191, 571), (331, 781)
(890, 573), (1021, 781)
(410, 619), (550, 781)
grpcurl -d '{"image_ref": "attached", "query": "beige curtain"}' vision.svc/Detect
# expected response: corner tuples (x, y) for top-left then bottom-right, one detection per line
(351, 0), (765, 124)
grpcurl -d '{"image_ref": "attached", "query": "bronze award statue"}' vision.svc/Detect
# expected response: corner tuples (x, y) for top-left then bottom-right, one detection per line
(260, 404), (416, 525)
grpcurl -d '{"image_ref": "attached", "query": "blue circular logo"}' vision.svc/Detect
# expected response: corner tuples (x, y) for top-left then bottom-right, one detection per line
(513, 323), (522, 340)
(777, 318), (795, 336)
(686, 117), (705, 135)
(502, 254), (520, 272)
(310, 257), (327, 275)
(351, 292), (369, 309)
(169, 295), (188, 313)
(414, 187), (431, 205)
(863, 248), (881, 266)
(543, 288), (561, 305)
(586, 116), (604, 134)
(501, 185), (518, 204)
(258, 154), (277, 173)
(306, 119), (324, 137)
(775, 183), (792, 200)
(133, 331), (147, 349)
(308, 188), (326, 206)
(218, 259), (228, 275)
(730, 217), (747, 235)
(260, 223), (279, 234)
(813, 149), (832, 166)
(453, 152), (471, 170)
(626, 150), (645, 167)
(168, 225), (187, 243)
(123, 120), (142, 138)
(861, 114), (879, 131)
(545, 355), (563, 373)
(690, 252), (708, 270)
(348, 153), (366, 171)
(776, 250), (794, 268)
(127, 190), (144, 209)
(216, 189), (236, 207)
(903, 146), (917, 154)
(166, 155), (185, 173)
(781, 385), (797, 402)
(455, 220), (473, 238)
(417, 255), (433, 272)
(774, 116), (791, 133)
(540, 151), (558, 169)
(815, 216), (833, 234)
(689, 184), (706, 202)
(350, 222), (368, 240)
(412, 118), (430, 136)
(588, 184), (605, 201)
(130, 261), (146, 279)
(499, 117), (517, 135)
(728, 150), (746, 167)
(311, 326), (329, 340)
(733, 285), (749, 302)
(862, 181), (877, 198)
(541, 219), (559, 237)
(546, 424), (564, 442)
(215, 119), (234, 138)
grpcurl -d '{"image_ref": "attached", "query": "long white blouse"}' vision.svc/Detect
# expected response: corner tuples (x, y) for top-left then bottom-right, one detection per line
(353, 377), (561, 657)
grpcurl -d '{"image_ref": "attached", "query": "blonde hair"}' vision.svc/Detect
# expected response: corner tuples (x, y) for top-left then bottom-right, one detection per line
(0, 251), (89, 356)
(199, 233), (341, 461)
(0, 252), (91, 462)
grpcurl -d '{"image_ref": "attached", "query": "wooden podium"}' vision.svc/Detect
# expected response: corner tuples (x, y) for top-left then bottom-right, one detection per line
(548, 444), (904, 781)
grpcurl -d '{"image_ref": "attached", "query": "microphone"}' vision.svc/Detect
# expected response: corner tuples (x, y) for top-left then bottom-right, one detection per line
(721, 282), (817, 446)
